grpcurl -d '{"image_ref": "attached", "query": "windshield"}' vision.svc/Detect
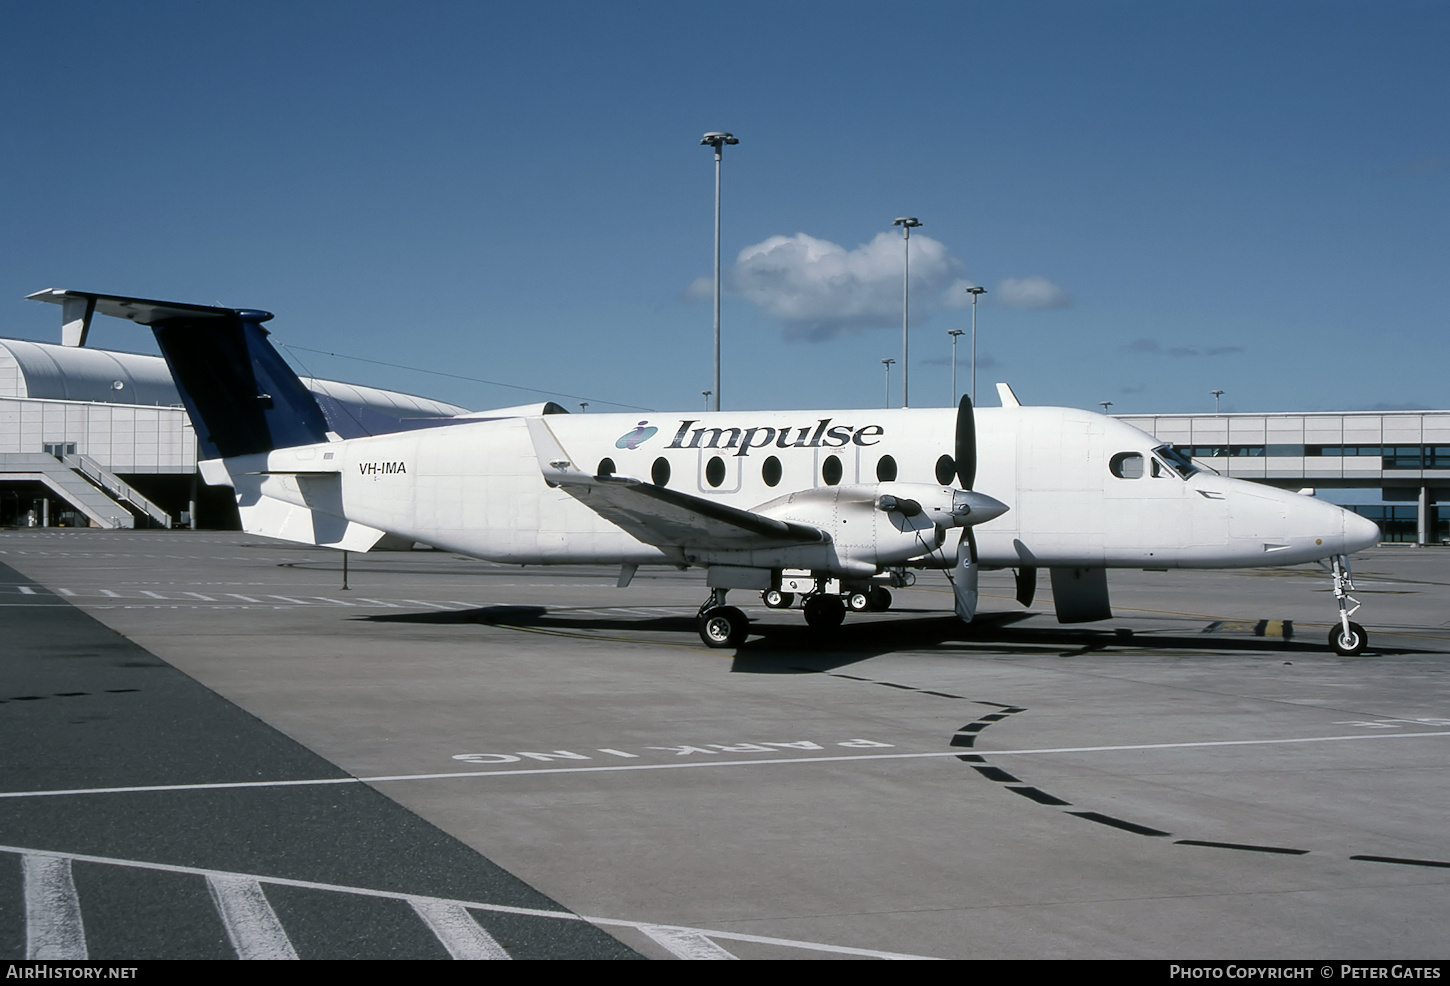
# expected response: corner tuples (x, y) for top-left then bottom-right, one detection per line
(1154, 444), (1198, 479)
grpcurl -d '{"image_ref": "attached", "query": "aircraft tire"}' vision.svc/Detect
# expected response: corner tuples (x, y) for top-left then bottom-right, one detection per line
(803, 595), (846, 630)
(846, 591), (871, 612)
(762, 590), (794, 609)
(1329, 621), (1367, 656)
(869, 586), (893, 611)
(700, 606), (749, 648)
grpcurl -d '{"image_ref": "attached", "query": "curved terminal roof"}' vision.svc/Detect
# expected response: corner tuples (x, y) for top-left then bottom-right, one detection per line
(0, 338), (469, 418)
(0, 339), (182, 406)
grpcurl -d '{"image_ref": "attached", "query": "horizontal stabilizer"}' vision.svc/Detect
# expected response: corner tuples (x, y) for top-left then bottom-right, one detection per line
(29, 288), (329, 459)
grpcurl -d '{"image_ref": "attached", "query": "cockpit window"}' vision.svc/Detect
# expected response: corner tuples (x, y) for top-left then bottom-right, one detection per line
(1110, 452), (1145, 479)
(1154, 445), (1197, 479)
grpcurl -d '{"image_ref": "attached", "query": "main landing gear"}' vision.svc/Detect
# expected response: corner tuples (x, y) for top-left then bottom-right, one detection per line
(697, 589), (749, 649)
(1328, 554), (1368, 656)
(696, 580), (897, 648)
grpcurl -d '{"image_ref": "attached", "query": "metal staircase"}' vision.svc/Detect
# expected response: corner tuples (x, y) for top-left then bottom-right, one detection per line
(0, 453), (172, 529)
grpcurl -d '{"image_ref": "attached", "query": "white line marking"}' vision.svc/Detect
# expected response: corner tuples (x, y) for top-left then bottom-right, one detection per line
(310, 597), (355, 606)
(57, 589), (75, 597)
(24, 854), (87, 959)
(409, 900), (511, 959)
(206, 874), (299, 960)
(0, 845), (932, 961)
(266, 595), (310, 604)
(358, 598), (400, 607)
(183, 592), (217, 602)
(2, 730), (1447, 801)
(226, 594), (262, 603)
(404, 599), (458, 609)
(139, 591), (168, 599)
(638, 924), (738, 959)
(18, 586), (36, 595)
(99, 590), (120, 598)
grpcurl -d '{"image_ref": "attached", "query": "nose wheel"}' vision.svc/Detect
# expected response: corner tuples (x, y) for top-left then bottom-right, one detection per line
(1329, 620), (1367, 657)
(1328, 555), (1369, 656)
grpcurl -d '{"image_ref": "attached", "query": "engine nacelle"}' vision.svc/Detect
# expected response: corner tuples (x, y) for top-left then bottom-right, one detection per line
(754, 482), (1008, 569)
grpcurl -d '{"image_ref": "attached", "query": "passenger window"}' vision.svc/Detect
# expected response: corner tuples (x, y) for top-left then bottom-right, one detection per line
(597, 457), (616, 477)
(876, 455), (897, 482)
(822, 455), (843, 486)
(651, 457), (670, 486)
(706, 456), (726, 488)
(762, 455), (782, 487)
(1110, 452), (1144, 479)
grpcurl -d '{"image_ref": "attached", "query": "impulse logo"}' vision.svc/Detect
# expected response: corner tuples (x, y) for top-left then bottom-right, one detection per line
(615, 421), (659, 450)
(666, 418), (884, 457)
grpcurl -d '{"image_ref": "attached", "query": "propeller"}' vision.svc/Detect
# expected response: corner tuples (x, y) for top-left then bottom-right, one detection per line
(951, 394), (980, 622)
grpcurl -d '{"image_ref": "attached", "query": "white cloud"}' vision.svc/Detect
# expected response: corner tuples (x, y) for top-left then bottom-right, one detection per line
(726, 231), (968, 341)
(995, 275), (1072, 310)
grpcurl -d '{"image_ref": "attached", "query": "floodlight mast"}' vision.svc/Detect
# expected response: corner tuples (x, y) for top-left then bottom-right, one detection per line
(881, 358), (895, 408)
(892, 217), (921, 407)
(964, 286), (986, 403)
(947, 329), (964, 405)
(702, 131), (738, 412)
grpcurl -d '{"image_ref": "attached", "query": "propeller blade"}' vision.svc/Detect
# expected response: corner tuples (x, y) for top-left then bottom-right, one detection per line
(952, 529), (979, 622)
(955, 393), (976, 490)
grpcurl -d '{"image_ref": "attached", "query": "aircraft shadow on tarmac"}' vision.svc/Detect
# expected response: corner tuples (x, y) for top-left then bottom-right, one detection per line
(356, 605), (1418, 672)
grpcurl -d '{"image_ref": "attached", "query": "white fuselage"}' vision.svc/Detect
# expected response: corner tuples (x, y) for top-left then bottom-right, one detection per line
(229, 404), (1378, 574)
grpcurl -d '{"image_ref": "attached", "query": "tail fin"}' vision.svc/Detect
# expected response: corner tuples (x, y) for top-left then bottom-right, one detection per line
(28, 289), (329, 459)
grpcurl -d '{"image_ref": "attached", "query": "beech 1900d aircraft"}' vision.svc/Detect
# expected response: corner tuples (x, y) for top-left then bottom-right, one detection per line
(28, 289), (1382, 654)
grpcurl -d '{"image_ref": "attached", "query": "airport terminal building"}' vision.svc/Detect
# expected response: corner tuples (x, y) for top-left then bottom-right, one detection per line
(1, 334), (1444, 543)
(0, 338), (466, 529)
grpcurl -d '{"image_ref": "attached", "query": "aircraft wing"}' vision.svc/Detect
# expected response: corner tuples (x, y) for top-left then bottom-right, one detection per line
(526, 418), (826, 551)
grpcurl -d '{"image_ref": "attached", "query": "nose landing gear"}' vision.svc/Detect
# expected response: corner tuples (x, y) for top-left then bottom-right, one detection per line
(1328, 554), (1368, 656)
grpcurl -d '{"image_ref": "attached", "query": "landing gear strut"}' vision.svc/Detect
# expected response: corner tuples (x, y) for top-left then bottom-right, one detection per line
(698, 588), (749, 649)
(1328, 554), (1368, 656)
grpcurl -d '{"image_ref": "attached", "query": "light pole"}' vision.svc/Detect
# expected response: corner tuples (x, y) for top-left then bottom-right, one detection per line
(1211, 389), (1224, 414)
(947, 329), (964, 405)
(964, 285), (986, 403)
(701, 131), (738, 412)
(881, 358), (895, 409)
(1099, 401), (1114, 414)
(892, 217), (921, 406)
(702, 390), (712, 411)
(579, 402), (589, 413)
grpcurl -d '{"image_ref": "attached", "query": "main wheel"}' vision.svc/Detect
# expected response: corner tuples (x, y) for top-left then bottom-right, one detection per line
(846, 590), (871, 612)
(762, 589), (794, 609)
(803, 594), (846, 630)
(1328, 621), (1367, 656)
(869, 586), (893, 611)
(699, 606), (749, 648)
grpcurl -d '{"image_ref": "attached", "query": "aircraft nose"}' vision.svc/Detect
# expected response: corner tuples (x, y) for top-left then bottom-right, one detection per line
(1344, 509), (1381, 553)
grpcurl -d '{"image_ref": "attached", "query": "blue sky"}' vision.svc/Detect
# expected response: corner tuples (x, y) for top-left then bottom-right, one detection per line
(2, 1), (1445, 415)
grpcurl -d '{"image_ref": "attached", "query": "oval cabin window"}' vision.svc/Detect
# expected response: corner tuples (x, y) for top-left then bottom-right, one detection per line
(876, 455), (898, 482)
(706, 456), (726, 488)
(762, 455), (782, 487)
(822, 455), (843, 486)
(651, 457), (670, 486)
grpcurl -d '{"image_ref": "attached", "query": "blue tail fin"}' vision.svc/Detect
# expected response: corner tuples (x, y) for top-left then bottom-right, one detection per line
(28, 289), (330, 459)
